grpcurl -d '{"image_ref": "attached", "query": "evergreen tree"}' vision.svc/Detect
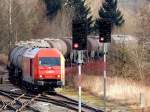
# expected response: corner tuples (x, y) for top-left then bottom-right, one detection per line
(68, 0), (93, 34)
(95, 0), (125, 29)
(44, 0), (62, 18)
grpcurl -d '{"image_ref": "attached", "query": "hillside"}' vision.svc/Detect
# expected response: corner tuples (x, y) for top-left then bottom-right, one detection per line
(0, 0), (149, 53)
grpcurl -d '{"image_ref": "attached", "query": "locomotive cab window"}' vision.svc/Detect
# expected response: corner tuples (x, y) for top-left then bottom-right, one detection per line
(39, 57), (60, 66)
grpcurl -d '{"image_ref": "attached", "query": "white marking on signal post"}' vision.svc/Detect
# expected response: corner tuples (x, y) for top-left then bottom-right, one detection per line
(77, 51), (83, 112)
(78, 64), (82, 112)
(103, 43), (107, 112)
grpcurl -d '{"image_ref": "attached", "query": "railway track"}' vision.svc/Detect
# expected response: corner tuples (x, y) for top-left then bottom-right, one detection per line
(46, 93), (103, 112)
(0, 90), (40, 112)
(0, 89), (103, 112)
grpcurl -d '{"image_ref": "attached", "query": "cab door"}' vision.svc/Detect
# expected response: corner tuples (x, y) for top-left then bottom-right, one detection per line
(30, 59), (32, 77)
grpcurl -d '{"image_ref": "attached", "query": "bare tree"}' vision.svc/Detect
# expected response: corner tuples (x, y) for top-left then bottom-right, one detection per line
(137, 4), (150, 42)
(0, 0), (46, 53)
(108, 36), (148, 82)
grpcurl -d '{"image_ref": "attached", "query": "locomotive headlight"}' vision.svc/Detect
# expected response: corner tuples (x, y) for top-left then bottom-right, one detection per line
(57, 75), (60, 78)
(40, 75), (43, 78)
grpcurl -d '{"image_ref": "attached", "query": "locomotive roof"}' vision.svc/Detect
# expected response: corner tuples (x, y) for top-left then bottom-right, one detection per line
(23, 47), (61, 58)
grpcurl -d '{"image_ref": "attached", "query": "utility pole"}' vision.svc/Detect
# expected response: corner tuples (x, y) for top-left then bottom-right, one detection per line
(9, 0), (12, 49)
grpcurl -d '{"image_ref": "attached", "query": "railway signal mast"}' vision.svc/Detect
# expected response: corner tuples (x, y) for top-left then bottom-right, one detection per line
(72, 19), (87, 50)
(99, 19), (112, 112)
(72, 19), (87, 112)
(99, 19), (112, 43)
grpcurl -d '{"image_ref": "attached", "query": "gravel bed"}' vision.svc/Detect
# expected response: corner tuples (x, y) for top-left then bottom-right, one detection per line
(30, 102), (75, 112)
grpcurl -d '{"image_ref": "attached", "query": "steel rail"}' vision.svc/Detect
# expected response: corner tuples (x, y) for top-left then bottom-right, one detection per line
(16, 94), (41, 112)
(55, 93), (102, 111)
(0, 90), (79, 111)
(0, 90), (24, 111)
(43, 95), (103, 112)
(0, 89), (103, 112)
(0, 100), (6, 111)
(0, 90), (83, 111)
(0, 90), (40, 112)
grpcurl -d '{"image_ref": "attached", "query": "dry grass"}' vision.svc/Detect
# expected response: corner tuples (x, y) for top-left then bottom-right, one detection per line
(0, 54), (8, 65)
(81, 76), (150, 108)
(66, 71), (150, 111)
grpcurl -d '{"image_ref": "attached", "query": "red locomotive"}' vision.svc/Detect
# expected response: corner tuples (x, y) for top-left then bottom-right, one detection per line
(8, 47), (65, 91)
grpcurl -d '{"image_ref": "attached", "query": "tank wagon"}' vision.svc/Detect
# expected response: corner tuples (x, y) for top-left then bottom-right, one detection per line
(8, 47), (65, 91)
(15, 37), (104, 63)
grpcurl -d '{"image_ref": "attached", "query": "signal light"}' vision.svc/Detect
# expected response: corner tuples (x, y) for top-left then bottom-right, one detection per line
(73, 43), (79, 49)
(99, 37), (104, 42)
(99, 19), (112, 43)
(72, 19), (87, 50)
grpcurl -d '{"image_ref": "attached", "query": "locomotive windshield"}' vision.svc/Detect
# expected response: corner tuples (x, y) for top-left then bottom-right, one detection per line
(39, 57), (60, 66)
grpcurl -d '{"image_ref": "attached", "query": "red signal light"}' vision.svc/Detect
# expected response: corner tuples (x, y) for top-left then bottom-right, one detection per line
(99, 37), (104, 42)
(73, 43), (79, 48)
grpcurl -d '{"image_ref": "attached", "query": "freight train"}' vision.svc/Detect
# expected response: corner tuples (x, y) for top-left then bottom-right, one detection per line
(16, 37), (104, 62)
(13, 35), (136, 64)
(8, 35), (135, 91)
(7, 47), (65, 91)
(7, 37), (104, 91)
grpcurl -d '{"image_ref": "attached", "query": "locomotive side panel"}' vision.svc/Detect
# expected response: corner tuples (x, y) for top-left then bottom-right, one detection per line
(33, 55), (39, 80)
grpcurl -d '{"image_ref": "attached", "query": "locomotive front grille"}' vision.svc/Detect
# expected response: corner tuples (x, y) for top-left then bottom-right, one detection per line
(35, 79), (62, 87)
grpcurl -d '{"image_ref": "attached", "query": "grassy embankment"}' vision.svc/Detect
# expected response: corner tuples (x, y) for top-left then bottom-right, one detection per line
(63, 61), (150, 112)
